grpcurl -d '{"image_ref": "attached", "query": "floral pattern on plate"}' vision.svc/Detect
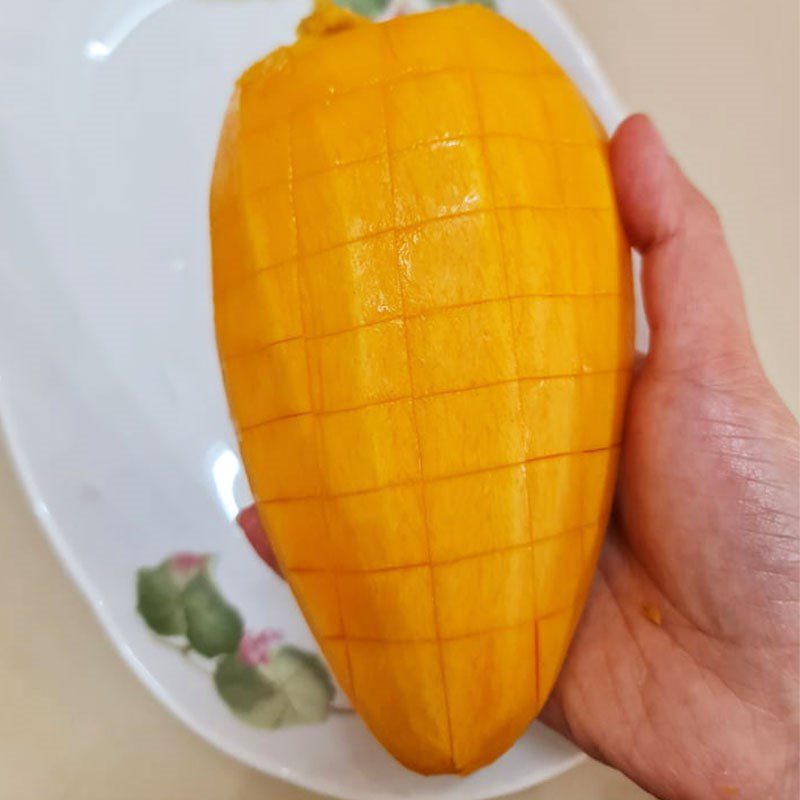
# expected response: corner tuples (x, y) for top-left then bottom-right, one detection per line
(137, 553), (342, 729)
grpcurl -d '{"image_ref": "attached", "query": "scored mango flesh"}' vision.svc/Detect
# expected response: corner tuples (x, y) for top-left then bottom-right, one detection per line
(212, 1), (634, 775)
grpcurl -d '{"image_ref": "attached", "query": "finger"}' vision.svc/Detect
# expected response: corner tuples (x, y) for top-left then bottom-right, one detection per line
(236, 505), (284, 578)
(610, 114), (756, 377)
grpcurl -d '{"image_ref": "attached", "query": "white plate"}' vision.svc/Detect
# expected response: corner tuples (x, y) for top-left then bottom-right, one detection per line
(0, 1), (642, 797)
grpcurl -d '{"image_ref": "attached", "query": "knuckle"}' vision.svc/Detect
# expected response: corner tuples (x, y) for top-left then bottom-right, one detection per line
(695, 191), (725, 235)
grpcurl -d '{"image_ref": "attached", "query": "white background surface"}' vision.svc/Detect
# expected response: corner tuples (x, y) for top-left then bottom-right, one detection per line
(0, 1), (796, 799)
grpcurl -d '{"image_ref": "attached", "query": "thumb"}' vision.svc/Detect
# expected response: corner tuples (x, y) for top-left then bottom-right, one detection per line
(610, 114), (756, 378)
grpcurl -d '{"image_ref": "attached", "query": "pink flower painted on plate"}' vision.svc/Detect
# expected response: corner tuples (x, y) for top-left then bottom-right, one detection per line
(170, 552), (207, 573)
(166, 552), (211, 590)
(237, 629), (284, 666)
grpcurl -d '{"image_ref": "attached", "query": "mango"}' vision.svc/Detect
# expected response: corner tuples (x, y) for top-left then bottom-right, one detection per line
(211, 0), (633, 775)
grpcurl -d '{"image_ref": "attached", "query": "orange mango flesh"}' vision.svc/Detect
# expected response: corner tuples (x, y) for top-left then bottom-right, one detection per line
(211, 1), (634, 775)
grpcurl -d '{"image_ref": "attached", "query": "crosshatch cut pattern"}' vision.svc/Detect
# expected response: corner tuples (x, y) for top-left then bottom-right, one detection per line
(212, 5), (634, 775)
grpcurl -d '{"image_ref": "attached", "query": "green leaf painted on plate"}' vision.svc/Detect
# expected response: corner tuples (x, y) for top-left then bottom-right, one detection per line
(214, 646), (335, 729)
(136, 560), (187, 636)
(182, 570), (244, 657)
(214, 654), (278, 722)
(337, 0), (391, 17)
(259, 646), (336, 727)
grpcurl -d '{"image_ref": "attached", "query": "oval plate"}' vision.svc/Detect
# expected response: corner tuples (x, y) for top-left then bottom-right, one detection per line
(0, 1), (643, 797)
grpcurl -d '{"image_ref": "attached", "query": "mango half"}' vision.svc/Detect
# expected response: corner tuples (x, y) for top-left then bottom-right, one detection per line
(211, 0), (633, 775)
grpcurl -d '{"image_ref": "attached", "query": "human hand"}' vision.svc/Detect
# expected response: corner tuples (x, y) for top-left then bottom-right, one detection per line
(235, 113), (799, 800)
(540, 114), (799, 800)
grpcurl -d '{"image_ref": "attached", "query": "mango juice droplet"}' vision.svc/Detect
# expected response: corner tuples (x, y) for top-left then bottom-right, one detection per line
(211, 1), (633, 775)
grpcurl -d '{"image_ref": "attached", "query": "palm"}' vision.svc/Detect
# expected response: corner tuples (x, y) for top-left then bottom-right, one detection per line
(542, 117), (799, 800)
